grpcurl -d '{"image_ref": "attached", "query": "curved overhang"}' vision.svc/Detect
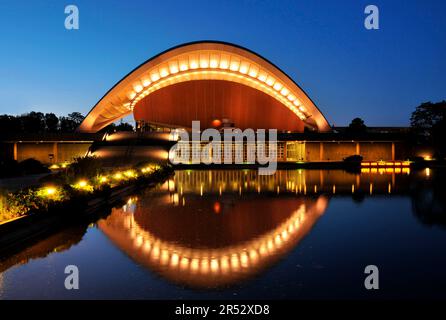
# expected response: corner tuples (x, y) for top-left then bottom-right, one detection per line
(78, 41), (331, 132)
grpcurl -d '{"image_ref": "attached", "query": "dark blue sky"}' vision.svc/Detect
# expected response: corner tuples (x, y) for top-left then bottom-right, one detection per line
(0, 0), (445, 126)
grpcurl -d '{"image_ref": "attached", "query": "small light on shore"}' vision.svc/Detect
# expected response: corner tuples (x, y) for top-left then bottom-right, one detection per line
(46, 187), (56, 196)
(114, 173), (123, 180)
(37, 186), (59, 199)
(124, 170), (136, 178)
(73, 180), (93, 192)
(78, 180), (88, 188)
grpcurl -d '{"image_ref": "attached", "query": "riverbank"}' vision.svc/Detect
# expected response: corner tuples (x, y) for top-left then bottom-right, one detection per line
(0, 165), (173, 255)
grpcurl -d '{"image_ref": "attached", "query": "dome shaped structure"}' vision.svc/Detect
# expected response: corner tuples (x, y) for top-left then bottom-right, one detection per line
(78, 41), (331, 133)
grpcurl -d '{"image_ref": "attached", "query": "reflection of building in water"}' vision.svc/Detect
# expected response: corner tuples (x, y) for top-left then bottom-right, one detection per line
(99, 189), (328, 288)
(170, 169), (412, 197)
(98, 169), (420, 287)
(0, 273), (3, 297)
(410, 169), (446, 227)
(0, 225), (88, 273)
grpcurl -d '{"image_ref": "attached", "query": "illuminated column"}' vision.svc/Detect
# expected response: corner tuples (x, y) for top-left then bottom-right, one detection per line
(319, 142), (324, 161)
(391, 142), (395, 161)
(356, 142), (360, 155)
(53, 142), (58, 163)
(13, 142), (18, 161)
(319, 170), (324, 188)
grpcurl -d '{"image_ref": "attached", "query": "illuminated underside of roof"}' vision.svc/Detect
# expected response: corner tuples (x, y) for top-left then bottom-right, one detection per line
(78, 41), (331, 133)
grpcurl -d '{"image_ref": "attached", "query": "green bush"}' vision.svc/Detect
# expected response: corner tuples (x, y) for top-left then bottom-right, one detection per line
(67, 156), (103, 179)
(0, 158), (171, 223)
(343, 155), (363, 162)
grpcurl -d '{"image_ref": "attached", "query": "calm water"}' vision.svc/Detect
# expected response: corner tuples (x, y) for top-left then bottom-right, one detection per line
(1, 168), (446, 299)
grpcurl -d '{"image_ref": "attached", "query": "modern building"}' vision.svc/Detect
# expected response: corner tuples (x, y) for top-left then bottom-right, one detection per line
(78, 41), (331, 133)
(75, 41), (415, 164)
(1, 42), (417, 165)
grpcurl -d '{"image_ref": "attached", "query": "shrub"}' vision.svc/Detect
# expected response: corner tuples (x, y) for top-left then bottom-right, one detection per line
(408, 156), (424, 162)
(19, 158), (50, 175)
(343, 155), (363, 162)
(64, 156), (103, 184)
(0, 159), (21, 177)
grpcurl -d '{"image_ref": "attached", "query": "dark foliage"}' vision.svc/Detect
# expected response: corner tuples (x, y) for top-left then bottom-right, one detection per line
(0, 111), (133, 134)
(343, 155), (363, 162)
(0, 111), (85, 134)
(346, 118), (367, 136)
(410, 101), (446, 159)
(65, 156), (103, 182)
(99, 121), (134, 133)
(19, 158), (50, 175)
(0, 158), (49, 178)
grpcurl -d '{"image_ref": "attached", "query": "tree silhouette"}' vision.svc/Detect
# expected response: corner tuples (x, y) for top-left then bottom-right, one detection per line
(21, 111), (45, 133)
(410, 101), (446, 158)
(44, 113), (59, 132)
(346, 117), (367, 136)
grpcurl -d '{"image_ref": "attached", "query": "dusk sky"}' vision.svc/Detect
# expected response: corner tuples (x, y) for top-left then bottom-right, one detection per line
(0, 0), (445, 126)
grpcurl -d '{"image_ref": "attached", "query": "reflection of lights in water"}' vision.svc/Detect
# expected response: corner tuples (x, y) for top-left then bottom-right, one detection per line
(122, 197), (138, 213)
(98, 169), (416, 289)
(425, 168), (430, 177)
(172, 193), (179, 206)
(213, 201), (221, 214)
(111, 202), (319, 285)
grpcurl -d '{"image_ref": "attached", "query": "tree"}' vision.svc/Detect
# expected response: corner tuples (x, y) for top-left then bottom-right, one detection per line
(98, 121), (134, 134)
(0, 115), (21, 133)
(59, 117), (77, 132)
(20, 111), (45, 133)
(410, 101), (446, 158)
(410, 101), (446, 137)
(346, 117), (367, 135)
(115, 121), (134, 131)
(60, 112), (84, 132)
(67, 112), (84, 126)
(44, 113), (59, 132)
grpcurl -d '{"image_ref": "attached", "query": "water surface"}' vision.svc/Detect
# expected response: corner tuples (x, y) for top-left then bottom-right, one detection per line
(1, 168), (445, 299)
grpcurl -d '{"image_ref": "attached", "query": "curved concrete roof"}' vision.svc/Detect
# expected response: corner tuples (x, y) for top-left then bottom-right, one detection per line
(78, 41), (331, 132)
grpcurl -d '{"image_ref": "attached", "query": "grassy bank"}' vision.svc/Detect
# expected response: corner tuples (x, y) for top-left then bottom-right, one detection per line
(0, 156), (172, 224)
